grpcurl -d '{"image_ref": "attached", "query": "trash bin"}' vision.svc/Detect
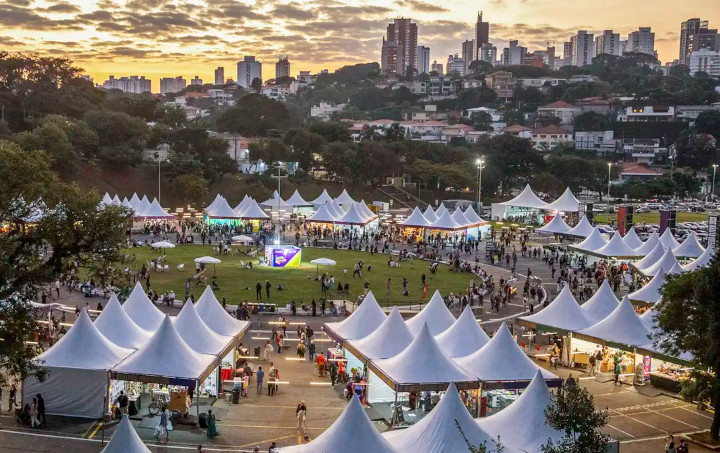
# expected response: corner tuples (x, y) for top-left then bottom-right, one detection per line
(232, 388), (240, 404)
(254, 346), (261, 357)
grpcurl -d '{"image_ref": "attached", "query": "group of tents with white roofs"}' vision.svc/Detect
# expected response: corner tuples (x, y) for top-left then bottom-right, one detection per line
(100, 193), (175, 219)
(24, 284), (249, 420)
(399, 203), (488, 233)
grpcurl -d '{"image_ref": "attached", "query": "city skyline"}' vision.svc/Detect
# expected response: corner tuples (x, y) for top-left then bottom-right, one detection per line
(1, 0), (719, 86)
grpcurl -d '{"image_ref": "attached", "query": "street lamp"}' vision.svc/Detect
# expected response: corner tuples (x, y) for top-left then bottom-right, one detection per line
(607, 163), (612, 199)
(154, 151), (162, 203)
(476, 158), (485, 206)
(713, 164), (718, 201)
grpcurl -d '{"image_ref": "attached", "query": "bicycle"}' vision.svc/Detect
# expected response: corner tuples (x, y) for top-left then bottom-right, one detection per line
(148, 394), (182, 419)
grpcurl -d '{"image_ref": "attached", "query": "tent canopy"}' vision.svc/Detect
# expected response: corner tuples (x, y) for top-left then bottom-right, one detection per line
(622, 228), (644, 249)
(500, 184), (548, 209)
(567, 216), (595, 238)
(206, 197), (241, 219)
(346, 307), (414, 362)
(140, 198), (174, 219)
(260, 190), (291, 209)
(122, 282), (165, 332)
(401, 207), (431, 228)
(454, 323), (558, 383)
(592, 232), (641, 258)
(323, 291), (386, 342)
(579, 280), (619, 323)
(659, 229), (681, 250)
(307, 204), (338, 223)
(195, 256), (221, 264)
(195, 285), (250, 337)
(173, 300), (234, 354)
(639, 248), (680, 277)
(371, 324), (479, 391)
(237, 199), (270, 220)
(205, 194), (224, 213)
(310, 189), (333, 205)
(429, 210), (462, 231)
(406, 290), (455, 336)
(570, 227), (607, 253)
(578, 296), (652, 347)
(150, 240), (175, 249)
(101, 416), (151, 453)
(334, 189), (356, 205)
(536, 213), (572, 235)
(683, 246), (715, 271)
(634, 231), (660, 256)
(435, 305), (490, 358)
(335, 204), (371, 225)
(285, 190), (311, 207)
(521, 285), (592, 331)
(544, 187), (581, 212)
(672, 231), (705, 258)
(451, 207), (471, 228)
(632, 243), (666, 271)
(423, 206), (438, 223)
(94, 295), (151, 349)
(463, 206), (485, 225)
(628, 268), (667, 304)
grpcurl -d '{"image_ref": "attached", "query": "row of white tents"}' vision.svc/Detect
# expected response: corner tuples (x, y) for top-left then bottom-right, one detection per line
(24, 285), (249, 418)
(307, 200), (379, 226)
(400, 204), (486, 231)
(100, 193), (174, 219)
(502, 186), (582, 212)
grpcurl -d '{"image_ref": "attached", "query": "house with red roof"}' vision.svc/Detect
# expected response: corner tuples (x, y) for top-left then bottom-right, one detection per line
(531, 124), (574, 150)
(536, 100), (581, 127)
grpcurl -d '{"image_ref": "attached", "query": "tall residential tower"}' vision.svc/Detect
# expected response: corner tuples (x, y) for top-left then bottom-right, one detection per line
(381, 18), (418, 75)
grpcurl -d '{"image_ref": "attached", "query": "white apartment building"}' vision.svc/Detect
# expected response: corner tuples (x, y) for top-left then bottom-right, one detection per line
(688, 48), (720, 77)
(260, 81), (299, 100)
(446, 54), (465, 76)
(415, 46), (431, 74)
(501, 40), (526, 66)
(310, 102), (346, 121)
(160, 76), (186, 94)
(626, 27), (656, 56)
(237, 56), (262, 89)
(536, 100), (580, 126)
(480, 43), (497, 64)
(574, 130), (616, 154)
(214, 67), (225, 86)
(595, 30), (622, 56)
(621, 106), (676, 122)
(571, 31), (595, 66)
(101, 75), (151, 93)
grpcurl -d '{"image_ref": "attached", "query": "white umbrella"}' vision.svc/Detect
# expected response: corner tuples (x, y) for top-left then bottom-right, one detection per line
(195, 256), (221, 276)
(311, 257), (336, 276)
(232, 235), (254, 243)
(150, 240), (176, 249)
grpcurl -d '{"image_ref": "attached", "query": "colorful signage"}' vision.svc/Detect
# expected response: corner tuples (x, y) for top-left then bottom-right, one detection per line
(266, 246), (302, 268)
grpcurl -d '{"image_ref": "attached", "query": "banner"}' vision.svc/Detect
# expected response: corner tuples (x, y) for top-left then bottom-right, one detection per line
(659, 210), (670, 235)
(617, 206), (627, 235)
(708, 215), (718, 250)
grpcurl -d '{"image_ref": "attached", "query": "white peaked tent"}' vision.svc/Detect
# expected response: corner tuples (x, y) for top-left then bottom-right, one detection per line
(383, 384), (498, 453)
(134, 196), (151, 217)
(580, 280), (620, 323)
(683, 246), (714, 271)
(500, 184), (548, 209)
(95, 295), (151, 349)
(544, 187), (581, 212)
(335, 203), (370, 225)
(330, 198), (345, 214)
(307, 204), (338, 223)
(260, 190), (292, 209)
(593, 232), (641, 258)
(122, 282), (165, 331)
(434, 203), (448, 217)
(101, 193), (113, 206)
(112, 195), (122, 206)
(463, 205), (484, 225)
(311, 189), (334, 205)
(435, 305), (490, 358)
(633, 243), (667, 270)
(477, 371), (562, 452)
(429, 210), (462, 231)
(195, 286), (250, 337)
(451, 207), (471, 228)
(23, 309), (133, 418)
(423, 205), (438, 223)
(668, 261), (684, 275)
(323, 291), (386, 342)
(406, 290), (456, 335)
(233, 195), (251, 214)
(635, 231), (661, 256)
(623, 228), (644, 249)
(326, 201), (344, 218)
(659, 229), (681, 250)
(536, 213), (573, 235)
(173, 300), (233, 355)
(238, 199), (270, 219)
(402, 206), (431, 228)
(286, 190), (311, 207)
(578, 296), (651, 347)
(672, 231), (705, 258)
(628, 267), (667, 304)
(101, 416), (151, 453)
(140, 198), (174, 219)
(371, 324), (478, 391)
(280, 395), (396, 453)
(346, 307), (414, 362)
(335, 189), (355, 205)
(567, 216), (595, 238)
(571, 227), (607, 252)
(358, 200), (378, 221)
(454, 323), (558, 382)
(207, 197), (241, 219)
(140, 195), (149, 204)
(521, 286), (592, 331)
(638, 310), (693, 363)
(129, 193), (141, 209)
(205, 194), (224, 213)
(640, 247), (681, 277)
(121, 197), (134, 212)
(113, 315), (216, 384)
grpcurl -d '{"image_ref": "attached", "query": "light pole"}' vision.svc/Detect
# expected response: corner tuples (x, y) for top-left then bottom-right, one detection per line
(476, 158), (484, 206)
(154, 151), (162, 203)
(607, 162), (612, 199)
(713, 164), (718, 201)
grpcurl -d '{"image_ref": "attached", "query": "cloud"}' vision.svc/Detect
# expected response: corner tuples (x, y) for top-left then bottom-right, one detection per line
(396, 0), (449, 13)
(271, 3), (316, 21)
(40, 2), (82, 14)
(0, 4), (87, 30)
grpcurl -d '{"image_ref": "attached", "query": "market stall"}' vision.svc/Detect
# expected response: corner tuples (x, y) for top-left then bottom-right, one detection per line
(405, 290), (456, 336)
(94, 294), (152, 349)
(566, 216), (595, 238)
(323, 290), (387, 344)
(101, 415), (151, 453)
(122, 281), (165, 331)
(536, 213), (573, 235)
(544, 187), (581, 212)
(204, 196), (241, 226)
(672, 231), (706, 258)
(493, 184), (548, 223)
(435, 305), (490, 358)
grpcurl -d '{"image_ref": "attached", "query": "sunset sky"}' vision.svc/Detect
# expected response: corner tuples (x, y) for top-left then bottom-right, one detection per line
(1, 0), (719, 90)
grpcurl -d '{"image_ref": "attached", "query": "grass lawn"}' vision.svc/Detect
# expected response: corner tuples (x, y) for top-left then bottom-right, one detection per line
(593, 212), (708, 225)
(122, 245), (475, 307)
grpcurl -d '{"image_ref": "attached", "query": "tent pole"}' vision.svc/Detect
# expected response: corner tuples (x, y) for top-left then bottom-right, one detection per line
(632, 347), (637, 386)
(476, 381), (482, 418)
(390, 386), (398, 428)
(196, 380), (200, 428)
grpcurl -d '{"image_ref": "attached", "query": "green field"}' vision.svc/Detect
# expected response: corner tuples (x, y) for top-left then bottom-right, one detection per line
(593, 212), (708, 225)
(122, 245), (474, 307)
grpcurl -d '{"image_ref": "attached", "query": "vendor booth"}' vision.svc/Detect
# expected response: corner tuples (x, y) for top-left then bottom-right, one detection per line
(95, 294), (152, 349)
(544, 187), (581, 213)
(566, 216), (595, 238)
(492, 184), (548, 223)
(405, 290), (456, 336)
(323, 290), (387, 344)
(435, 305), (490, 358)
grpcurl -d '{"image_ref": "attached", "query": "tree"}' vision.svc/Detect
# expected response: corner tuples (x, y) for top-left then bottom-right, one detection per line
(695, 110), (720, 140)
(13, 122), (83, 175)
(0, 141), (128, 385)
(468, 60), (494, 77)
(308, 121), (351, 142)
(156, 104), (188, 130)
(250, 77), (262, 92)
(655, 256), (720, 439)
(482, 134), (544, 194)
(470, 111), (493, 131)
(174, 174), (208, 205)
(84, 110), (147, 166)
(674, 130), (719, 170)
(166, 127), (236, 182)
(573, 112), (610, 132)
(216, 93), (291, 137)
(285, 129), (325, 171)
(542, 382), (610, 452)
(349, 87), (387, 111)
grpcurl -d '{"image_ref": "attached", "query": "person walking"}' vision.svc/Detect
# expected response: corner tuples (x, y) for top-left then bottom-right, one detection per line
(36, 394), (45, 427)
(155, 408), (169, 440)
(263, 340), (273, 362)
(308, 340), (316, 362)
(206, 409), (218, 438)
(8, 384), (17, 412)
(256, 282), (262, 300)
(296, 401), (307, 437)
(614, 361), (622, 386)
(30, 397), (39, 428)
(256, 366), (264, 395)
(116, 390), (129, 416)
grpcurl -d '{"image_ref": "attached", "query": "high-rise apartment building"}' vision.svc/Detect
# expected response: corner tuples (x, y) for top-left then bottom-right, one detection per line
(680, 18), (710, 64)
(688, 48), (720, 77)
(415, 45), (430, 74)
(462, 40), (474, 75)
(102, 76), (151, 93)
(571, 30), (595, 66)
(237, 56), (262, 89)
(381, 18), (418, 75)
(472, 12), (490, 62)
(160, 76), (186, 94)
(214, 67), (224, 85)
(431, 61), (444, 75)
(480, 43), (497, 64)
(276, 57), (290, 79)
(501, 40), (526, 66)
(190, 76), (202, 86)
(595, 30), (622, 56)
(446, 54), (465, 76)
(626, 27), (655, 56)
